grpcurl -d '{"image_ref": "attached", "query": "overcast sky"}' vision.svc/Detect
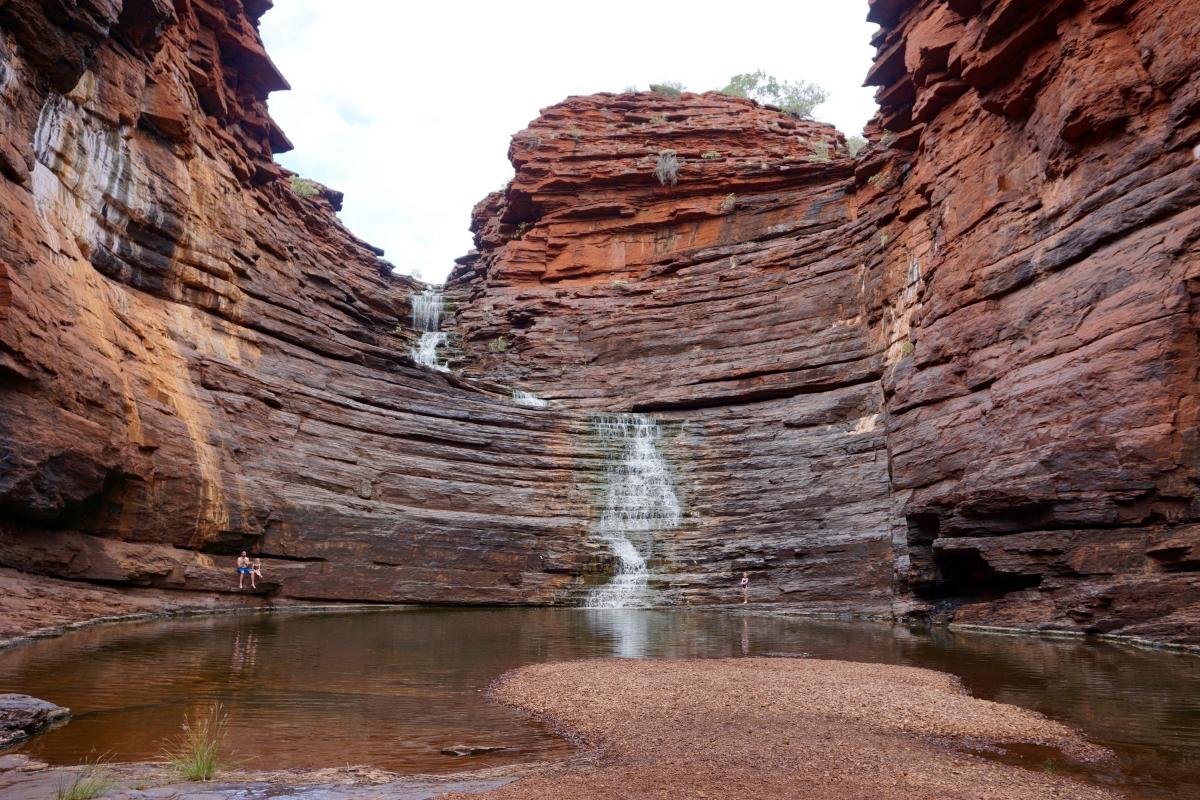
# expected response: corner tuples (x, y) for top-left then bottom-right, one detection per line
(260, 2), (879, 283)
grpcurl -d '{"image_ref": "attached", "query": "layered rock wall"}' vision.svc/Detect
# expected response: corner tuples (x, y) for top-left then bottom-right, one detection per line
(0, 0), (596, 604)
(1, 0), (1198, 643)
(447, 0), (1200, 640)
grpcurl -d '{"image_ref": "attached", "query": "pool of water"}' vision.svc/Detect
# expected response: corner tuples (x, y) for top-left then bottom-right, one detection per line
(0, 608), (1196, 797)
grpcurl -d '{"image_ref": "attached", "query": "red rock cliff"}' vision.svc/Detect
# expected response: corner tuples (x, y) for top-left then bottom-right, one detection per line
(1, 0), (1198, 644)
(447, 0), (1200, 642)
(0, 0), (597, 604)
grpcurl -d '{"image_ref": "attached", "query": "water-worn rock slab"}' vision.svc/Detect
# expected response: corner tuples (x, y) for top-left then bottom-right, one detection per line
(440, 658), (1116, 800)
(0, 694), (69, 746)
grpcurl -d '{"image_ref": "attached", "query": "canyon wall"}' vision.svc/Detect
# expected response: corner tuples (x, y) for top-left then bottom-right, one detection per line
(0, 0), (1197, 643)
(448, 0), (1200, 641)
(0, 0), (598, 604)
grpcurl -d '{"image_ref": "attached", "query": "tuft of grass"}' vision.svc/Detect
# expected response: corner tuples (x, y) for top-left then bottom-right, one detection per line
(55, 758), (113, 800)
(719, 193), (736, 213)
(648, 81), (684, 98)
(288, 175), (320, 198)
(654, 150), (680, 185)
(568, 126), (584, 141)
(648, 113), (668, 124)
(490, 336), (508, 353)
(901, 340), (914, 355)
(806, 140), (832, 162)
(701, 150), (721, 159)
(847, 135), (867, 156)
(162, 704), (227, 781)
(511, 221), (530, 240)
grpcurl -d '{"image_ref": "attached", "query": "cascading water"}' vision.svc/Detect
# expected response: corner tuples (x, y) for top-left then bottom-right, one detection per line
(410, 287), (448, 371)
(586, 414), (681, 609)
(512, 389), (549, 408)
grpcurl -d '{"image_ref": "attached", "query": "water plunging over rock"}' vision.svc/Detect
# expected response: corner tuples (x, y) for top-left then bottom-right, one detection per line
(410, 287), (448, 371)
(512, 389), (549, 408)
(587, 414), (681, 608)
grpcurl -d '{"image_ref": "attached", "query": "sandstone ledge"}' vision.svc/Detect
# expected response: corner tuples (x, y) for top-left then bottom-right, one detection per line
(443, 658), (1116, 800)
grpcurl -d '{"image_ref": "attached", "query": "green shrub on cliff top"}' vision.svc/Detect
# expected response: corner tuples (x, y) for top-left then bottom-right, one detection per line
(720, 71), (828, 120)
(288, 175), (321, 199)
(649, 81), (685, 98)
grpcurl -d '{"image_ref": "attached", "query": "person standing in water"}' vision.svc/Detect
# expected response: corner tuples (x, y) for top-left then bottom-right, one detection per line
(740, 572), (749, 605)
(237, 551), (251, 589)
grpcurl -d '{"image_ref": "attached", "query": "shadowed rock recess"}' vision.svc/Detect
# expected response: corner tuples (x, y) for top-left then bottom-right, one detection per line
(1, 1), (1198, 644)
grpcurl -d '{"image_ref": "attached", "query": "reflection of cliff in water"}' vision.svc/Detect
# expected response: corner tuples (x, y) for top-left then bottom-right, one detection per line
(0, 608), (1196, 796)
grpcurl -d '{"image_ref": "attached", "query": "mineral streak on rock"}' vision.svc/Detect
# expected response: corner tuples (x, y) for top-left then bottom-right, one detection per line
(1, 0), (1199, 644)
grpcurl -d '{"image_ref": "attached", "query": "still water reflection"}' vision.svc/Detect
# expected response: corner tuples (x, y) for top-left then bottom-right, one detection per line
(0, 608), (1196, 798)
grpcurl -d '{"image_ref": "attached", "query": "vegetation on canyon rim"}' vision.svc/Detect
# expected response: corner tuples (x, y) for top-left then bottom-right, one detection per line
(647, 71), (830, 121)
(288, 174), (321, 198)
(161, 704), (227, 781)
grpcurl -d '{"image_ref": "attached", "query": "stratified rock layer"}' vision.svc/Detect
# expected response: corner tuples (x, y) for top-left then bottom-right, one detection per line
(447, 1), (1200, 640)
(0, 0), (597, 605)
(1, 0), (1198, 644)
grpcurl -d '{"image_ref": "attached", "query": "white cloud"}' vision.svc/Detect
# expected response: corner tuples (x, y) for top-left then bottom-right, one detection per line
(260, 1), (879, 283)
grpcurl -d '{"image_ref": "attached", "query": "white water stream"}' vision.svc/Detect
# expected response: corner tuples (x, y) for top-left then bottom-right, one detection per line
(410, 287), (448, 371)
(586, 414), (681, 608)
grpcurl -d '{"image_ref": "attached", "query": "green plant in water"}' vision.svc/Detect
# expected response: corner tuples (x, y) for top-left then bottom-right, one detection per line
(288, 175), (320, 198)
(490, 336), (508, 353)
(55, 758), (113, 800)
(701, 150), (721, 159)
(162, 704), (227, 781)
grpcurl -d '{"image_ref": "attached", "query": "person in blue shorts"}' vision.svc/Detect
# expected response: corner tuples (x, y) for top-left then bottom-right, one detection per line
(237, 551), (252, 589)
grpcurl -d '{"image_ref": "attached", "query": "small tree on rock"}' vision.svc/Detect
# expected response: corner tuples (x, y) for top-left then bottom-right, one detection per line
(721, 71), (828, 120)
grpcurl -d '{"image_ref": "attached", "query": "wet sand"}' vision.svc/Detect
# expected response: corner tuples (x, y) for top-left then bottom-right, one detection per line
(445, 657), (1118, 800)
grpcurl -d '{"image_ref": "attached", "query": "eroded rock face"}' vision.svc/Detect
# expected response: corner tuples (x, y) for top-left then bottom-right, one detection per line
(446, 1), (1200, 640)
(0, 0), (1197, 644)
(0, 0), (595, 606)
(859, 0), (1200, 640)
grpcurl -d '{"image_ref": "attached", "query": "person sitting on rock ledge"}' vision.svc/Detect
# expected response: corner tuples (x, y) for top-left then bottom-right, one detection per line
(251, 558), (263, 587)
(237, 551), (252, 589)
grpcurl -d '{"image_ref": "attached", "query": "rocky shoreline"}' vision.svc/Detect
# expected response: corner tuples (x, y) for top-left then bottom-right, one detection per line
(0, 657), (1125, 800)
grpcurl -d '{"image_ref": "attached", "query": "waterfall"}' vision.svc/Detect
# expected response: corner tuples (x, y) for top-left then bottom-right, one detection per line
(410, 287), (448, 371)
(512, 389), (549, 408)
(586, 414), (681, 609)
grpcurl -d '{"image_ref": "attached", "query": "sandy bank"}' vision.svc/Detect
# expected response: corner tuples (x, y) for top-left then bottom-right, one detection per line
(444, 657), (1117, 800)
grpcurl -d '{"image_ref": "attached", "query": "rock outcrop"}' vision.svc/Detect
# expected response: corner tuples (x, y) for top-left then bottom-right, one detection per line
(0, 694), (69, 747)
(0, 0), (1198, 644)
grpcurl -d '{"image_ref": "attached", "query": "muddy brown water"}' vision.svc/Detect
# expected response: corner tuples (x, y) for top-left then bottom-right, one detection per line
(0, 608), (1195, 798)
